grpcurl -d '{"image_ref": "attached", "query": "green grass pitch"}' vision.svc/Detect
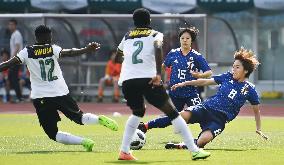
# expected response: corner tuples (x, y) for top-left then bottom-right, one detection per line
(0, 114), (284, 165)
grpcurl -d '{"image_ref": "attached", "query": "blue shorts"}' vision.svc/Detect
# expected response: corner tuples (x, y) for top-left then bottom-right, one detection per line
(170, 94), (201, 112)
(185, 105), (227, 138)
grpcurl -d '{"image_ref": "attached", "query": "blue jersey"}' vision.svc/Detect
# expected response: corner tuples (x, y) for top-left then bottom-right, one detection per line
(164, 48), (210, 98)
(202, 72), (260, 121)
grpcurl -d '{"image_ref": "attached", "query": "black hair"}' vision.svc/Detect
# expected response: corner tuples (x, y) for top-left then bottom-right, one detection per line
(133, 8), (151, 28)
(9, 19), (17, 25)
(178, 26), (199, 42)
(34, 25), (52, 44)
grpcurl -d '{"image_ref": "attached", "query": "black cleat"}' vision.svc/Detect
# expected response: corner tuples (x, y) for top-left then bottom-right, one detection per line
(165, 142), (188, 149)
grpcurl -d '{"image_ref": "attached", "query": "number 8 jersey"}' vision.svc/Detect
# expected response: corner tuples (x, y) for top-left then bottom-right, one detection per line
(117, 28), (163, 85)
(16, 44), (69, 99)
(202, 71), (260, 121)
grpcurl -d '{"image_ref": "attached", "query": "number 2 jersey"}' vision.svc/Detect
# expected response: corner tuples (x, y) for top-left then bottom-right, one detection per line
(202, 72), (260, 121)
(117, 28), (163, 85)
(16, 44), (69, 99)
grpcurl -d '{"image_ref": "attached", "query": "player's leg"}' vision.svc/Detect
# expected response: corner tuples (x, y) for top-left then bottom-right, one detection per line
(196, 112), (226, 148)
(138, 106), (192, 133)
(58, 94), (118, 131)
(33, 97), (93, 151)
(97, 77), (106, 102)
(141, 96), (185, 131)
(144, 84), (210, 159)
(196, 130), (214, 148)
(119, 79), (146, 160)
(166, 108), (225, 149)
(140, 95), (197, 132)
(113, 77), (120, 102)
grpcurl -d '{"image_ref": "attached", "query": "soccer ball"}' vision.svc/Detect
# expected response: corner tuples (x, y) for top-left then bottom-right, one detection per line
(130, 129), (146, 150)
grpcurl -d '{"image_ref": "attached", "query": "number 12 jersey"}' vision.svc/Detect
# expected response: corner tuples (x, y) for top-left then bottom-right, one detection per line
(16, 44), (69, 99)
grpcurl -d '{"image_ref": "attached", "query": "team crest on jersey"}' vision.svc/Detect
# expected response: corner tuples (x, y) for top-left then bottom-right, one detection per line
(241, 84), (249, 95)
(26, 45), (54, 59)
(187, 61), (194, 70)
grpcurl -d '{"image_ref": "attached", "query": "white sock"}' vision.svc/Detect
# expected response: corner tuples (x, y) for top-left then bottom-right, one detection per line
(55, 131), (84, 145)
(120, 115), (141, 153)
(171, 115), (199, 152)
(82, 113), (99, 125)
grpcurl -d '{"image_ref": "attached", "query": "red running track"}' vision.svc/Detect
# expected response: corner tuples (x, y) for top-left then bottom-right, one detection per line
(1, 102), (284, 117)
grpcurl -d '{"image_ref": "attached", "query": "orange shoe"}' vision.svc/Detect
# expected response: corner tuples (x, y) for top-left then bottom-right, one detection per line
(118, 151), (137, 160)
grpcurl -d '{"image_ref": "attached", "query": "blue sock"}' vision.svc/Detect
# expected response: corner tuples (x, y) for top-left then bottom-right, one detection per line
(148, 116), (172, 129)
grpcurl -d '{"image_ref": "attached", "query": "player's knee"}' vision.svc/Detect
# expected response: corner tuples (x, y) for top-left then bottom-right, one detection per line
(166, 110), (179, 121)
(180, 111), (191, 123)
(197, 131), (213, 147)
(132, 108), (146, 117)
(158, 102), (179, 120)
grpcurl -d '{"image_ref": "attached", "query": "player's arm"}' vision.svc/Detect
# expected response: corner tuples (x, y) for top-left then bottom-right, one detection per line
(149, 40), (163, 87)
(114, 49), (124, 64)
(251, 104), (268, 140)
(191, 70), (213, 79)
(171, 78), (217, 90)
(60, 42), (100, 58)
(252, 104), (261, 131)
(0, 56), (21, 72)
(154, 40), (163, 76)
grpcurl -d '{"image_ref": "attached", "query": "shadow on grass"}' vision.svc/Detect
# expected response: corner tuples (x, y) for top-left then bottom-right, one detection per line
(206, 148), (258, 151)
(105, 160), (191, 164)
(14, 150), (110, 154)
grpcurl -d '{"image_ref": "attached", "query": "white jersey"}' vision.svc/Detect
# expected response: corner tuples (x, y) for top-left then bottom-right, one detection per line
(117, 28), (163, 85)
(16, 44), (69, 99)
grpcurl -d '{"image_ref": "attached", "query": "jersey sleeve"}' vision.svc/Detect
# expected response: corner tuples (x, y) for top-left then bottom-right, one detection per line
(196, 55), (211, 72)
(213, 72), (231, 85)
(16, 48), (28, 64)
(163, 51), (173, 68)
(52, 45), (63, 59)
(154, 32), (163, 42)
(117, 36), (125, 52)
(248, 86), (260, 105)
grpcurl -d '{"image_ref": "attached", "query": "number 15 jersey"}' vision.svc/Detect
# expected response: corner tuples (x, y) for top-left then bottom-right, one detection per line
(16, 44), (69, 99)
(117, 28), (163, 85)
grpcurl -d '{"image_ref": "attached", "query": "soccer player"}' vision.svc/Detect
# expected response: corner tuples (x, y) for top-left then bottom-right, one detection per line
(139, 47), (267, 148)
(0, 25), (118, 152)
(139, 27), (212, 137)
(115, 8), (210, 160)
(163, 27), (212, 112)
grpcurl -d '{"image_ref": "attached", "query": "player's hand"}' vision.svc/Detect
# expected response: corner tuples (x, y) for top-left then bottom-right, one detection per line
(86, 42), (101, 52)
(190, 71), (202, 78)
(149, 75), (162, 88)
(171, 82), (185, 91)
(256, 130), (269, 140)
